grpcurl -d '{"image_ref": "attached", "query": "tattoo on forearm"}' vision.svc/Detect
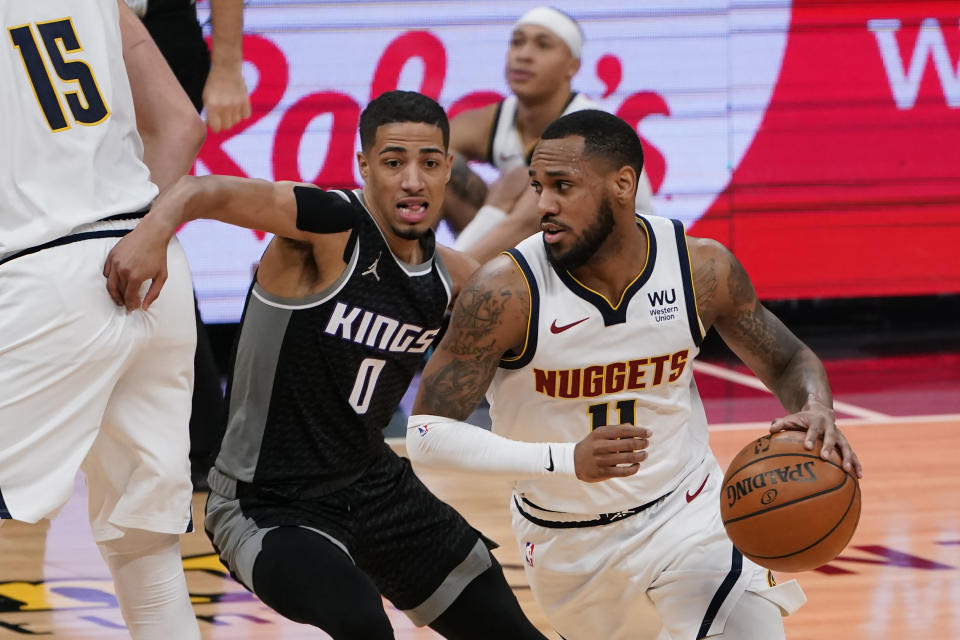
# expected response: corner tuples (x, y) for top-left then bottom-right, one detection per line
(727, 257), (793, 368)
(725, 257), (829, 412)
(693, 257), (718, 315)
(417, 280), (523, 419)
(418, 357), (501, 419)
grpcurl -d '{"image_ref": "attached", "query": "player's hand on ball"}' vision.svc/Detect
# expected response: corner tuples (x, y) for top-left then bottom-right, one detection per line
(573, 424), (651, 482)
(769, 399), (862, 479)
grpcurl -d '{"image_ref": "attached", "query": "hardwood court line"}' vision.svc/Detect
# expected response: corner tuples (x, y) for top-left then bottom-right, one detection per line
(702, 413), (960, 432)
(387, 413), (960, 446)
(692, 361), (892, 421)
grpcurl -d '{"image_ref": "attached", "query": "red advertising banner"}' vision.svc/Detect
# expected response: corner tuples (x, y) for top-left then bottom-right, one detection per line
(690, 1), (960, 298)
(185, 1), (959, 322)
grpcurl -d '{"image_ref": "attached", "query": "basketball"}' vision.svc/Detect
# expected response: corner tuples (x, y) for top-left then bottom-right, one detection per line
(720, 429), (861, 572)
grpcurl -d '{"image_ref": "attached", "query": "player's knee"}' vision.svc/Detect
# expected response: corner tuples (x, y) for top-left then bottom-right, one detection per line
(267, 591), (392, 638)
(711, 591), (785, 640)
(251, 527), (393, 639)
(429, 556), (544, 640)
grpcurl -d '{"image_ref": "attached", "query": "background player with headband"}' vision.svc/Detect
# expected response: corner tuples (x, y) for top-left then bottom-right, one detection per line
(0, 1), (205, 637)
(408, 110), (862, 639)
(449, 6), (655, 262)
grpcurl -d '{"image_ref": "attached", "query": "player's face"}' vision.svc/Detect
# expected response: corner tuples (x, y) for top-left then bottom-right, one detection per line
(357, 122), (452, 241)
(505, 25), (580, 100)
(529, 136), (616, 270)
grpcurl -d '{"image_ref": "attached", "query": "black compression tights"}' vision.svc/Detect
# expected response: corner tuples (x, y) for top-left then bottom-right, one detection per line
(428, 554), (547, 640)
(252, 527), (394, 639)
(252, 527), (546, 640)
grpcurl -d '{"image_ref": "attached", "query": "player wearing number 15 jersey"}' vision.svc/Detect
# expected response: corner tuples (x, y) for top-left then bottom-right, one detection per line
(1, 1), (204, 637)
(104, 90), (547, 639)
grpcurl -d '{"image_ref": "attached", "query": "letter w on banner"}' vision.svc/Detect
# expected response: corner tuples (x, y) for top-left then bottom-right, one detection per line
(868, 18), (960, 109)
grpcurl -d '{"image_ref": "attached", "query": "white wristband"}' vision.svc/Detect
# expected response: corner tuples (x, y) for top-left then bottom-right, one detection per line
(406, 414), (577, 479)
(452, 204), (507, 251)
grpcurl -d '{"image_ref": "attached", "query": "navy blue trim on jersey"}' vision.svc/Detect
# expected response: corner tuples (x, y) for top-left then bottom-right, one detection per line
(0, 229), (133, 268)
(185, 510), (194, 534)
(0, 487), (10, 519)
(697, 546), (743, 637)
(551, 215), (658, 327)
(513, 493), (665, 529)
(486, 101), (504, 164)
(672, 219), (704, 348)
(499, 249), (540, 370)
(100, 209), (148, 222)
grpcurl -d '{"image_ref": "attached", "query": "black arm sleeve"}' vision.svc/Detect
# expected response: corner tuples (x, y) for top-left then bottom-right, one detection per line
(294, 186), (357, 234)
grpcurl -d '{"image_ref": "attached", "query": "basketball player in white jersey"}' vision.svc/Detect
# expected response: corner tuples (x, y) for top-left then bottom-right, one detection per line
(408, 110), (863, 639)
(448, 6), (655, 261)
(0, 1), (204, 637)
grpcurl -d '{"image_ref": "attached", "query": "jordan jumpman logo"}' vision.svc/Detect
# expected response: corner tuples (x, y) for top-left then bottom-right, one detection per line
(362, 251), (381, 281)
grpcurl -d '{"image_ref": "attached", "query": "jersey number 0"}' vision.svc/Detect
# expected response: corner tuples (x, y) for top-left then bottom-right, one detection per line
(8, 18), (110, 132)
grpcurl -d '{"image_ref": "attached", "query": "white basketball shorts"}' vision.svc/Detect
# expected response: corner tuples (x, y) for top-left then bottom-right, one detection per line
(511, 453), (806, 639)
(0, 223), (195, 541)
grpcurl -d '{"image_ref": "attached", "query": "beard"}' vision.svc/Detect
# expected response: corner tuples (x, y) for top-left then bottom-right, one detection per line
(545, 195), (616, 270)
(391, 224), (427, 241)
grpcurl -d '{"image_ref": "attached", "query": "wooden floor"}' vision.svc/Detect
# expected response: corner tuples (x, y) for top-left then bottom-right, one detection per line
(1, 416), (958, 639)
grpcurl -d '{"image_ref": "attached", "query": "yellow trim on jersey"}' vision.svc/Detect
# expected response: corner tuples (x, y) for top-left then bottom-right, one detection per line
(500, 251), (533, 363)
(43, 17), (111, 127)
(564, 216), (652, 311)
(682, 232), (706, 341)
(7, 22), (71, 133)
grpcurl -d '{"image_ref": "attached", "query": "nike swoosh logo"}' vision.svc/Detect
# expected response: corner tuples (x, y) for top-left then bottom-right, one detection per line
(550, 317), (589, 334)
(685, 474), (710, 503)
(545, 445), (554, 472)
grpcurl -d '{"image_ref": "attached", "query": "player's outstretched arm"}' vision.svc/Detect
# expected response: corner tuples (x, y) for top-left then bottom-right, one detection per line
(118, 0), (205, 192)
(408, 256), (651, 481)
(103, 177), (353, 310)
(689, 237), (862, 478)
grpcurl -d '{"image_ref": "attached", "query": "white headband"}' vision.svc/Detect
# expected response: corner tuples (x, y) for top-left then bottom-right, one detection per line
(515, 7), (583, 59)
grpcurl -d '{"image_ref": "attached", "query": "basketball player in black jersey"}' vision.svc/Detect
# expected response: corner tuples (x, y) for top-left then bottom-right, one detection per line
(104, 91), (546, 639)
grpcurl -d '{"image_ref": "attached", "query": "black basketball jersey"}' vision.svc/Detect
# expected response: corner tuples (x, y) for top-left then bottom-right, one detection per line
(214, 189), (453, 496)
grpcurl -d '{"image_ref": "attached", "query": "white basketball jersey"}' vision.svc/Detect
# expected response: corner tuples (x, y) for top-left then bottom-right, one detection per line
(489, 93), (597, 171)
(488, 93), (654, 214)
(487, 215), (709, 514)
(0, 0), (156, 258)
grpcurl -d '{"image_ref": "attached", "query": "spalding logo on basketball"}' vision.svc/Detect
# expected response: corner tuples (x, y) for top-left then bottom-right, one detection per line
(720, 429), (861, 572)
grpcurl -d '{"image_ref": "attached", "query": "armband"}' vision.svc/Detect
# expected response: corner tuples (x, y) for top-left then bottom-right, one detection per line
(294, 186), (357, 234)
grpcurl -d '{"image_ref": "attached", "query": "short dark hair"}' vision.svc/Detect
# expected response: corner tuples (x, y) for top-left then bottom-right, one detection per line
(359, 90), (450, 152)
(540, 110), (644, 183)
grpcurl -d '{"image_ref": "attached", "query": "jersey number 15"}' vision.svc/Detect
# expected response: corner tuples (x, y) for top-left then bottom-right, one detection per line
(9, 18), (110, 132)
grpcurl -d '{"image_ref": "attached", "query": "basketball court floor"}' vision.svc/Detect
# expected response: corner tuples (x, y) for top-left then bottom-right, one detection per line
(0, 349), (957, 639)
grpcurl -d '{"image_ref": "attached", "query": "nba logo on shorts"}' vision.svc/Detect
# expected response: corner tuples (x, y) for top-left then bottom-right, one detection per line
(524, 542), (535, 567)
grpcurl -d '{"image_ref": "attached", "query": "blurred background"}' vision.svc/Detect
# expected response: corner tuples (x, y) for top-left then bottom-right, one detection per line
(187, 0), (959, 424)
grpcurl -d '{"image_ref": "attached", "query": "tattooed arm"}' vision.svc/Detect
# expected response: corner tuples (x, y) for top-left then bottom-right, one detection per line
(689, 238), (862, 477)
(415, 255), (527, 418)
(407, 256), (651, 481)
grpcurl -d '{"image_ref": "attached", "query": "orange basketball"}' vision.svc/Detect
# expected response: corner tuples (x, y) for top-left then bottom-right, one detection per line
(720, 429), (861, 572)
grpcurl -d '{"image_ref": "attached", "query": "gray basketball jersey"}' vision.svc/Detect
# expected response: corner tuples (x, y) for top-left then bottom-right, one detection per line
(214, 189), (453, 496)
